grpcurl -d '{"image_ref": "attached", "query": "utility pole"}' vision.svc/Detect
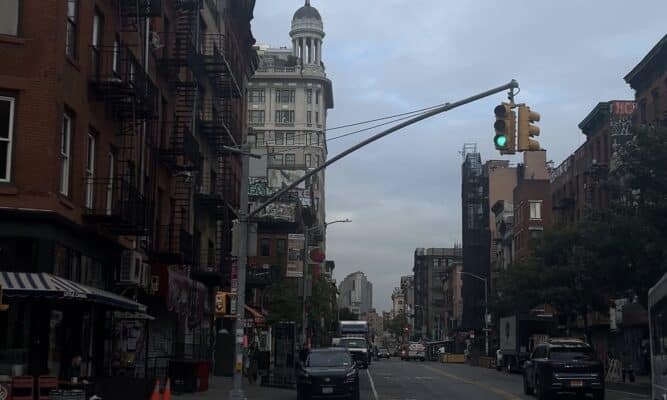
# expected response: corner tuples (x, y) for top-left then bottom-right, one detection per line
(230, 80), (519, 400)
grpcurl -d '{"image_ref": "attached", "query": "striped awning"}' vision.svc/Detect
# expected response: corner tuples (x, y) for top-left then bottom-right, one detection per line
(0, 272), (146, 312)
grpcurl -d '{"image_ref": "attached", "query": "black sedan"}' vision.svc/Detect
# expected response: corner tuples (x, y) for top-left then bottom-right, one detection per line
(297, 348), (360, 400)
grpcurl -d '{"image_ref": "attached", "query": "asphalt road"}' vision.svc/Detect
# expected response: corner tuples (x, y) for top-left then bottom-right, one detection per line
(359, 358), (649, 400)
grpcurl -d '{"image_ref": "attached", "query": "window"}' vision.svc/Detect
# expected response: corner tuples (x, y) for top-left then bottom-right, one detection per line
(260, 238), (271, 257)
(305, 154), (312, 168)
(285, 132), (295, 145)
(0, 0), (20, 36)
(66, 0), (78, 58)
(60, 112), (73, 196)
(316, 90), (320, 105)
(639, 100), (647, 125)
(249, 110), (265, 126)
(275, 89), (295, 103)
(275, 110), (294, 125)
(306, 132), (313, 145)
(106, 152), (114, 215)
(275, 132), (285, 145)
(307, 111), (312, 125)
(272, 154), (283, 165)
(112, 36), (120, 75)
(249, 89), (265, 103)
(85, 133), (96, 208)
(306, 89), (313, 104)
(529, 201), (542, 220)
(316, 112), (320, 124)
(315, 155), (320, 167)
(0, 97), (15, 182)
(277, 239), (287, 258)
(255, 132), (265, 147)
(91, 11), (103, 78)
(317, 133), (322, 146)
(285, 153), (295, 165)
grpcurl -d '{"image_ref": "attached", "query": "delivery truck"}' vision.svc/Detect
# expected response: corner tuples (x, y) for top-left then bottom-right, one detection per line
(498, 314), (556, 372)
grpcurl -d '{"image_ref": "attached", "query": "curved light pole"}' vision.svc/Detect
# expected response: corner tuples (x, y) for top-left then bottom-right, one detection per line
(457, 271), (489, 356)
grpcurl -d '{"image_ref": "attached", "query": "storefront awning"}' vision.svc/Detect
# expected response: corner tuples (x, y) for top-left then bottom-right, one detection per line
(0, 272), (147, 312)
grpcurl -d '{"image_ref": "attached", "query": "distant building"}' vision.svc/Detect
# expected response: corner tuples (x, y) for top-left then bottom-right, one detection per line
(461, 144), (491, 331)
(491, 200), (514, 272)
(338, 271), (373, 316)
(366, 309), (384, 341)
(413, 248), (462, 340)
(391, 287), (405, 317)
(401, 276), (415, 333)
(513, 151), (552, 261)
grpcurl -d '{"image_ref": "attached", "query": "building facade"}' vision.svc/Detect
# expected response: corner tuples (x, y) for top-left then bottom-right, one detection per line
(338, 271), (372, 316)
(413, 247), (462, 341)
(400, 275), (415, 334)
(0, 0), (257, 384)
(391, 287), (405, 318)
(460, 144), (490, 331)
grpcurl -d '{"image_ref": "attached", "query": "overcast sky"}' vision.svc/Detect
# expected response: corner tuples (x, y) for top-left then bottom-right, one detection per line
(251, 1), (667, 312)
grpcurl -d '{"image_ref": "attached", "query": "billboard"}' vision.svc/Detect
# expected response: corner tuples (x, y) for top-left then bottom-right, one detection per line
(269, 169), (306, 190)
(286, 234), (305, 278)
(609, 101), (636, 171)
(254, 202), (297, 223)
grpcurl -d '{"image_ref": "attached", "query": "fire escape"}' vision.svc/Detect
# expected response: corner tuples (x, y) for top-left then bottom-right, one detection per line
(85, 3), (159, 236)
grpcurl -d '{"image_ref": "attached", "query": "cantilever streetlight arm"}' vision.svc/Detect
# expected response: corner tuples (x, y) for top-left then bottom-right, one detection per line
(248, 80), (519, 219)
(324, 219), (352, 227)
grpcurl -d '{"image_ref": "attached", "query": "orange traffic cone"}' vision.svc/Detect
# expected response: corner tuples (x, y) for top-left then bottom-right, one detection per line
(150, 379), (161, 400)
(163, 378), (172, 400)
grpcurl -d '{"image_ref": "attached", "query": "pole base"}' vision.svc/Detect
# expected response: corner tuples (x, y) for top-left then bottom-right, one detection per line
(228, 389), (246, 400)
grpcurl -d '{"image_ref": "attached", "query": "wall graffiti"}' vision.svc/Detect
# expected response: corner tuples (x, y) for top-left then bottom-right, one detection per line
(249, 177), (269, 197)
(255, 202), (297, 222)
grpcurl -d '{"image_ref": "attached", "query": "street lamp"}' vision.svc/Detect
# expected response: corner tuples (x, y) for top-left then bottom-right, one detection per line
(457, 271), (489, 356)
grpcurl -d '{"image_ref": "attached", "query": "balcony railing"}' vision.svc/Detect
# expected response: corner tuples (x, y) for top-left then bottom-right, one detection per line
(160, 125), (203, 170)
(89, 44), (158, 121)
(153, 225), (194, 265)
(83, 178), (152, 235)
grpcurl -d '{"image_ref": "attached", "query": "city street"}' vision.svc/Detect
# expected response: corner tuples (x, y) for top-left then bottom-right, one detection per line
(361, 359), (649, 400)
(182, 359), (650, 399)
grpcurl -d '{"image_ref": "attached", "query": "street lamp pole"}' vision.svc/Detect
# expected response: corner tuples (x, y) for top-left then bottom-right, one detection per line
(230, 80), (519, 399)
(457, 271), (489, 357)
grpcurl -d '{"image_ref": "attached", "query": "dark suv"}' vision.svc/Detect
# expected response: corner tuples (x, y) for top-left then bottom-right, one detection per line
(523, 338), (604, 400)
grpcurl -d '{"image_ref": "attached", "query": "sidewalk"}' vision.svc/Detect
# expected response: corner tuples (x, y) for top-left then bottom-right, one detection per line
(174, 376), (295, 400)
(606, 375), (651, 396)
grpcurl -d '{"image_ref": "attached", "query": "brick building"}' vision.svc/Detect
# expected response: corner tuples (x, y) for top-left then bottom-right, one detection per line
(0, 0), (257, 387)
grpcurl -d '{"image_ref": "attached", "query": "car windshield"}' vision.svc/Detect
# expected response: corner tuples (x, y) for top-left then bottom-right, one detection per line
(340, 339), (367, 348)
(550, 347), (595, 361)
(307, 352), (352, 368)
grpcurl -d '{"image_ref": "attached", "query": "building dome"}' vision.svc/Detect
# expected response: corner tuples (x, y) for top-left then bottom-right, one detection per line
(292, 0), (322, 22)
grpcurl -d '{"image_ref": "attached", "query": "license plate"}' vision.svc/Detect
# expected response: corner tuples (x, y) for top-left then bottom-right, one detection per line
(322, 387), (334, 394)
(571, 380), (583, 387)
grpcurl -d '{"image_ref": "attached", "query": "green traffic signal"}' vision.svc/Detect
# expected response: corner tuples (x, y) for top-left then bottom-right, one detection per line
(494, 134), (508, 148)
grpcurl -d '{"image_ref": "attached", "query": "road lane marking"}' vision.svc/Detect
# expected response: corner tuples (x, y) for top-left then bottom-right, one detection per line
(366, 369), (379, 400)
(606, 389), (649, 398)
(420, 364), (522, 400)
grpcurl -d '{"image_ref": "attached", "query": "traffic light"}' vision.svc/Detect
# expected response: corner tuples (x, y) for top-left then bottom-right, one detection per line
(215, 291), (235, 317)
(493, 103), (516, 154)
(517, 104), (541, 151)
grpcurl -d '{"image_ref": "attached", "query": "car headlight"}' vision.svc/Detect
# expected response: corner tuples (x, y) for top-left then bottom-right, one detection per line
(344, 371), (357, 384)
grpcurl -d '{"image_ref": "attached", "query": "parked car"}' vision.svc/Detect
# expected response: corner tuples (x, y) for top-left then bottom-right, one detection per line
(377, 348), (390, 359)
(296, 348), (360, 400)
(523, 338), (605, 400)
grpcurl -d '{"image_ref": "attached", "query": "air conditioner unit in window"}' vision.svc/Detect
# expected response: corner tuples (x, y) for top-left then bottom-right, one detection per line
(119, 250), (145, 285)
